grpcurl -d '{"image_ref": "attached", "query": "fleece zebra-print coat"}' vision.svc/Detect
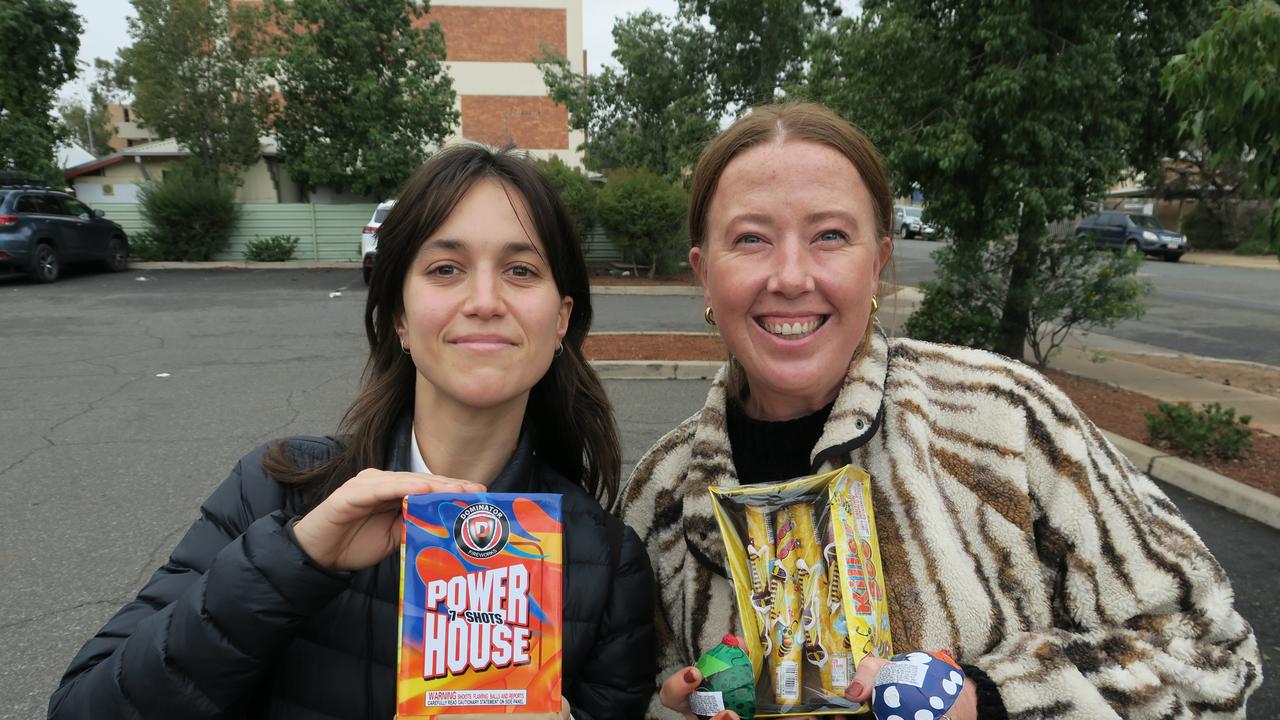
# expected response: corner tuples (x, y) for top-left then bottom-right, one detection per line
(619, 328), (1260, 719)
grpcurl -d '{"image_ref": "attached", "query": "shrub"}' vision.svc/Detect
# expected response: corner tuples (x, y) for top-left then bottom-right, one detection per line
(1145, 401), (1253, 460)
(903, 234), (1149, 365)
(127, 231), (165, 261)
(1024, 233), (1149, 365)
(532, 156), (597, 240)
(1234, 207), (1279, 259)
(903, 241), (1005, 351)
(138, 161), (240, 261)
(596, 168), (687, 278)
(244, 234), (299, 262)
(1233, 232), (1273, 256)
(1179, 202), (1229, 250)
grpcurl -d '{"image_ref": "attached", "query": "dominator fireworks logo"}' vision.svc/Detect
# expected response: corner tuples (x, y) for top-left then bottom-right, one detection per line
(454, 503), (509, 559)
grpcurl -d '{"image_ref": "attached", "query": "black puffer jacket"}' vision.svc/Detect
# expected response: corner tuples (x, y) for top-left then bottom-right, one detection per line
(49, 422), (657, 719)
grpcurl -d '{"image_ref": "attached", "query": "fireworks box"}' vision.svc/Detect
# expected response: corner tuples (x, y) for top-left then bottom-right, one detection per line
(397, 493), (563, 719)
(707, 466), (893, 717)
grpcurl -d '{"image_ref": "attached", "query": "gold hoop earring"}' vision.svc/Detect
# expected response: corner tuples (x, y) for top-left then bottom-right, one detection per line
(870, 295), (879, 318)
(704, 307), (716, 326)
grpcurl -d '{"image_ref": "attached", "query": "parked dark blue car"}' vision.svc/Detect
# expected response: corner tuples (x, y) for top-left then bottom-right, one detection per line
(0, 184), (129, 282)
(1075, 211), (1187, 262)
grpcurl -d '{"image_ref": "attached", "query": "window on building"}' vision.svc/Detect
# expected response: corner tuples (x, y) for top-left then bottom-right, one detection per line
(123, 107), (131, 122)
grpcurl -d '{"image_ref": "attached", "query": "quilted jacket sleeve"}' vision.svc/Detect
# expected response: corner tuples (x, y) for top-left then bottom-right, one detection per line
(970, 377), (1262, 718)
(47, 445), (352, 719)
(568, 522), (658, 720)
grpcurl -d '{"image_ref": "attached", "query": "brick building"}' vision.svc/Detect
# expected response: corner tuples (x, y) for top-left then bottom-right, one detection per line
(68, 1), (586, 203)
(419, 0), (585, 167)
(104, 104), (160, 152)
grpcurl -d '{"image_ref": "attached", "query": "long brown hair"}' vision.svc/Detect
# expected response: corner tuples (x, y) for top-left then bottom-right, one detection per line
(265, 145), (621, 507)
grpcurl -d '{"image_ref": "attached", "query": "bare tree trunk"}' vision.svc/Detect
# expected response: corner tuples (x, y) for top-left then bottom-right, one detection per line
(995, 212), (1046, 360)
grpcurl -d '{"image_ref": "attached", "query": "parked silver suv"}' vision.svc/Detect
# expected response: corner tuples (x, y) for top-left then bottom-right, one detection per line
(893, 205), (937, 240)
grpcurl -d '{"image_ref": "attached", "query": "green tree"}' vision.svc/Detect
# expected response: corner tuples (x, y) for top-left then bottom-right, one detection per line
(1164, 0), (1280, 258)
(266, 0), (457, 199)
(597, 169), (687, 278)
(811, 0), (1213, 361)
(57, 59), (124, 157)
(58, 89), (112, 157)
(0, 0), (82, 183)
(118, 0), (268, 178)
(538, 11), (719, 179)
(532, 156), (598, 240)
(680, 0), (841, 107)
(539, 1), (840, 178)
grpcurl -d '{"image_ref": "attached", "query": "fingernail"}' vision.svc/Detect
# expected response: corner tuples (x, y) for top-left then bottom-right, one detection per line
(683, 668), (698, 684)
(849, 681), (865, 699)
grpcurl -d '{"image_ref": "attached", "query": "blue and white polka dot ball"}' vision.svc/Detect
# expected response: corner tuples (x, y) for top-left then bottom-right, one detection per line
(870, 650), (964, 720)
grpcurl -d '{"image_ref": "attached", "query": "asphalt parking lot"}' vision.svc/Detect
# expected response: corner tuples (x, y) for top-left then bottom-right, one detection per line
(1, 268), (1274, 717)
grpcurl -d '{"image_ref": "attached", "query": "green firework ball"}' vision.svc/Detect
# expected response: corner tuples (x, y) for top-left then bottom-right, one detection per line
(692, 634), (756, 720)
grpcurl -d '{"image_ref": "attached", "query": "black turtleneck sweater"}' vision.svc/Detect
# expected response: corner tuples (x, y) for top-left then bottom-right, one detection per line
(725, 399), (834, 485)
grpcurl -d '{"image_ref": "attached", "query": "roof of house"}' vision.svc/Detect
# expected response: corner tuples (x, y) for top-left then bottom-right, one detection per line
(63, 137), (282, 180)
(58, 142), (95, 169)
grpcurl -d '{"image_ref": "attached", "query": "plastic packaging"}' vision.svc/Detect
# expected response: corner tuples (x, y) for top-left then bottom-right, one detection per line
(708, 466), (893, 716)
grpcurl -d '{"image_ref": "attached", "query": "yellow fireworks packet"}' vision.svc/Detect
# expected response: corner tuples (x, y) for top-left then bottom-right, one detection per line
(707, 466), (892, 717)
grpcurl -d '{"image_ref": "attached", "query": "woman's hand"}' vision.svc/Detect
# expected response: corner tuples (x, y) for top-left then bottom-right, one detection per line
(845, 655), (978, 720)
(659, 666), (740, 720)
(292, 470), (484, 571)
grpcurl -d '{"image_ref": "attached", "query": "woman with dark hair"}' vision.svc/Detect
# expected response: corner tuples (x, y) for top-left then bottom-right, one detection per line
(621, 103), (1260, 720)
(49, 145), (657, 720)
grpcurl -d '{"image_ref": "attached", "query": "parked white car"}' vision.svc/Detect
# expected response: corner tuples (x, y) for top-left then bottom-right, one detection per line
(361, 200), (395, 285)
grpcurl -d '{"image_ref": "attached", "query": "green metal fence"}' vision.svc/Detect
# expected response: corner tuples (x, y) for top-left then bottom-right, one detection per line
(104, 203), (625, 264)
(104, 203), (378, 262)
(582, 225), (624, 266)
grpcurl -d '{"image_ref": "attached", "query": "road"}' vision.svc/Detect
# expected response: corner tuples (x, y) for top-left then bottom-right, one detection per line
(0, 269), (1274, 718)
(890, 238), (1280, 365)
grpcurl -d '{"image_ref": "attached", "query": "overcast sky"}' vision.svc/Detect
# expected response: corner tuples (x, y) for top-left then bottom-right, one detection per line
(61, 0), (679, 104)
